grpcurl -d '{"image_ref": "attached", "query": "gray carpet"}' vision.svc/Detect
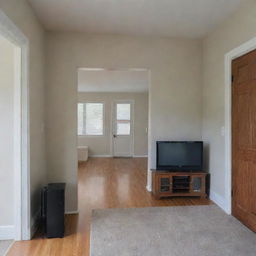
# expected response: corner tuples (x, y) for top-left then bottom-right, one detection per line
(91, 205), (256, 256)
(0, 240), (13, 256)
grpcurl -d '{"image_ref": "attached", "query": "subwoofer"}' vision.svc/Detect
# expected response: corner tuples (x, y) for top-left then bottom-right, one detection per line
(42, 183), (66, 238)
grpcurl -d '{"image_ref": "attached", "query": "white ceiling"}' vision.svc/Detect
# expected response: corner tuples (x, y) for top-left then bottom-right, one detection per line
(78, 69), (149, 93)
(29, 0), (245, 38)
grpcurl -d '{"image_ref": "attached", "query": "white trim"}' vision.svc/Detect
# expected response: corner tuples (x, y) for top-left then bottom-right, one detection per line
(3, 240), (14, 256)
(65, 210), (79, 215)
(78, 67), (149, 72)
(224, 36), (256, 215)
(146, 171), (152, 192)
(133, 155), (148, 158)
(0, 226), (15, 240)
(210, 191), (228, 212)
(13, 46), (22, 241)
(146, 70), (152, 192)
(146, 184), (152, 192)
(0, 10), (30, 240)
(110, 101), (114, 156)
(90, 155), (113, 158)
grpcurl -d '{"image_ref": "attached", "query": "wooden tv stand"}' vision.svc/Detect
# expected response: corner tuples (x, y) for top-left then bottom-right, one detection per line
(152, 170), (207, 199)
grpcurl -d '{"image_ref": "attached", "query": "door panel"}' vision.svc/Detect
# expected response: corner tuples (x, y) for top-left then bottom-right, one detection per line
(251, 85), (256, 148)
(237, 92), (251, 147)
(232, 49), (256, 232)
(112, 101), (133, 157)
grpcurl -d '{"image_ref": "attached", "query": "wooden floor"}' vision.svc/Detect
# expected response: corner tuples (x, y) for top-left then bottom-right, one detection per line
(8, 157), (211, 256)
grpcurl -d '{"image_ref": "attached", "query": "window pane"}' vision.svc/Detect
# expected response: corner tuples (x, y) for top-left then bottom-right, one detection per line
(117, 121), (130, 135)
(117, 103), (130, 120)
(85, 103), (103, 135)
(77, 103), (84, 135)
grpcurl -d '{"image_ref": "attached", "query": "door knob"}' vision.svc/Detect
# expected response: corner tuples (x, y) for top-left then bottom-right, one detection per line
(113, 134), (117, 138)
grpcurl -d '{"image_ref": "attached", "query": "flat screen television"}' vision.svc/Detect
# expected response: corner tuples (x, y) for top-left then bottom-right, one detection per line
(156, 141), (203, 171)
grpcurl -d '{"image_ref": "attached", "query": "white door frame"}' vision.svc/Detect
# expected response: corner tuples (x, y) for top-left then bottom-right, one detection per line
(224, 36), (256, 215)
(111, 99), (134, 157)
(0, 10), (30, 240)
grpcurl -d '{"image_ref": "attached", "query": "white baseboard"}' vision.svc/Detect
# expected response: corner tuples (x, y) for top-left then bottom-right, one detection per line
(65, 210), (79, 215)
(146, 184), (152, 192)
(90, 155), (113, 158)
(31, 209), (41, 238)
(3, 240), (14, 256)
(0, 225), (15, 240)
(133, 155), (148, 158)
(210, 190), (229, 214)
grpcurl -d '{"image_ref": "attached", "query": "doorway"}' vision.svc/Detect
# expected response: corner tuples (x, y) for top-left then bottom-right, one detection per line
(76, 67), (150, 216)
(231, 49), (256, 232)
(112, 100), (134, 157)
(77, 68), (149, 159)
(0, 10), (30, 241)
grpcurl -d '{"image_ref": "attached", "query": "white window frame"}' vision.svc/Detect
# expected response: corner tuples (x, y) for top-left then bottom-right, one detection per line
(77, 102), (105, 137)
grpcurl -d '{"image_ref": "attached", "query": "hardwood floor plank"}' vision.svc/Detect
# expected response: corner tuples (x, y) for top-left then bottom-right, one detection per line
(8, 157), (211, 256)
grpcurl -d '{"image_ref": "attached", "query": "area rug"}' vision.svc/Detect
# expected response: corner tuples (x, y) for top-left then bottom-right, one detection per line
(0, 240), (13, 256)
(90, 205), (256, 256)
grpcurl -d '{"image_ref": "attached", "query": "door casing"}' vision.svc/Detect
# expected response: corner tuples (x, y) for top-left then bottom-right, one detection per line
(222, 36), (256, 215)
(0, 10), (30, 240)
(231, 50), (256, 231)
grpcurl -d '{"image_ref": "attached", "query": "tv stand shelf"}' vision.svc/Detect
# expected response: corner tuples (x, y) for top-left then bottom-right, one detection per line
(152, 170), (207, 199)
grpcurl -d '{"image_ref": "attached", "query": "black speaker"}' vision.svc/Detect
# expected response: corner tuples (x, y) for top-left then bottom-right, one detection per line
(42, 183), (66, 238)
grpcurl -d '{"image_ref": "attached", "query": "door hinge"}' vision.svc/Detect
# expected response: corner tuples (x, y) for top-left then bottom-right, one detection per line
(231, 189), (234, 197)
(231, 75), (234, 83)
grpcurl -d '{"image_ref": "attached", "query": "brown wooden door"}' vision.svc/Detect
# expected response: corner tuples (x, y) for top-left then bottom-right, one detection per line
(232, 49), (256, 232)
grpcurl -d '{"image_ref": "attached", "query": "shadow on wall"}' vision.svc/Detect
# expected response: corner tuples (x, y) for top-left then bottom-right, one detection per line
(203, 142), (210, 172)
(203, 143), (211, 196)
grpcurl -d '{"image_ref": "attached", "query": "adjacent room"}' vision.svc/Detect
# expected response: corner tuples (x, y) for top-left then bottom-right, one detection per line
(1, 0), (256, 255)
(77, 68), (149, 159)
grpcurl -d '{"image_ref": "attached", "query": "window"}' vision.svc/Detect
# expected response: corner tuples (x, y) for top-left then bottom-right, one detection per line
(78, 103), (104, 135)
(116, 103), (131, 135)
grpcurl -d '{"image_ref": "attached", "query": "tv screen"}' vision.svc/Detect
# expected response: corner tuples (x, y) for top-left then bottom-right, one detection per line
(156, 141), (203, 171)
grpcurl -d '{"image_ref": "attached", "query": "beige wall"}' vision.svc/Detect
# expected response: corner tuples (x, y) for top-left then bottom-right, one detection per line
(46, 32), (202, 211)
(0, 35), (15, 226)
(202, 0), (256, 199)
(78, 92), (148, 156)
(0, 0), (47, 221)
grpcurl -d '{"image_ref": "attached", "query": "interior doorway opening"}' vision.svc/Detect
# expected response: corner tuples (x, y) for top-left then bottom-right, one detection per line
(0, 31), (20, 248)
(76, 67), (150, 211)
(0, 10), (30, 242)
(0, 32), (22, 246)
(76, 68), (150, 159)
